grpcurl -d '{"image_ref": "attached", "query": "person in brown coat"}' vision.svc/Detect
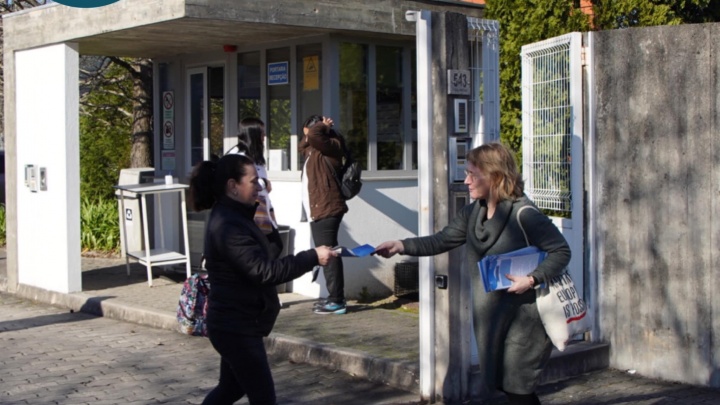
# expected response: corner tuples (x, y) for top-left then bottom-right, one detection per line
(299, 115), (349, 314)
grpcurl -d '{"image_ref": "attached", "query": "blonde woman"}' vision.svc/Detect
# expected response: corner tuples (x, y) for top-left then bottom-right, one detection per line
(376, 142), (570, 405)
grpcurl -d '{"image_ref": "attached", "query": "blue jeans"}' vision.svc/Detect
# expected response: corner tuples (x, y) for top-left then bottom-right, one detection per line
(202, 330), (276, 405)
(310, 215), (345, 303)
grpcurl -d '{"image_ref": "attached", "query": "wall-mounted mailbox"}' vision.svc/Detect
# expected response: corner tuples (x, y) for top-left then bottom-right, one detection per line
(454, 98), (468, 133)
(25, 165), (48, 192)
(448, 137), (471, 183)
(39, 167), (47, 191)
(25, 164), (37, 192)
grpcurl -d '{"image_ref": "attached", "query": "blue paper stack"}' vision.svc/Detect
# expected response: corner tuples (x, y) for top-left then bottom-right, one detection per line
(478, 246), (547, 292)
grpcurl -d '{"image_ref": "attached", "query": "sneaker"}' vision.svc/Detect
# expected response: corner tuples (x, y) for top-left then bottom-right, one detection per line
(312, 299), (328, 309)
(313, 301), (347, 315)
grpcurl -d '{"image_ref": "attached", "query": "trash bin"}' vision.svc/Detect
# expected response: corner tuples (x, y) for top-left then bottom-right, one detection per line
(276, 225), (292, 293)
(188, 210), (209, 270)
(116, 168), (155, 256)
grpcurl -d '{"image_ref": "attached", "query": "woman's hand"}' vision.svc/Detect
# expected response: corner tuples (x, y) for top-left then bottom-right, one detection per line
(264, 177), (272, 193)
(506, 274), (535, 294)
(322, 116), (334, 127)
(373, 240), (404, 258)
(315, 246), (339, 266)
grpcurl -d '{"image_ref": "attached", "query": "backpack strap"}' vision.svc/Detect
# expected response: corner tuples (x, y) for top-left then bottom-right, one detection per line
(323, 155), (342, 188)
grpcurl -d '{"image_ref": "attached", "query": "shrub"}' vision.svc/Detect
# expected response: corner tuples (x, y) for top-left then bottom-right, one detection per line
(0, 204), (5, 246)
(80, 197), (120, 254)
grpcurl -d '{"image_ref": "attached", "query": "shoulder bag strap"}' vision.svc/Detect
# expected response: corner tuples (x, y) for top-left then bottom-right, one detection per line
(516, 205), (539, 247)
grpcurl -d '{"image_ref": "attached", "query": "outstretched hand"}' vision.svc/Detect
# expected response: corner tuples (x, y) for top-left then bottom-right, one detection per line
(315, 246), (338, 266)
(373, 240), (404, 258)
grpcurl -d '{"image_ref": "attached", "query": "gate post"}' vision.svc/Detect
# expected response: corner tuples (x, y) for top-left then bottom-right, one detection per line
(429, 11), (473, 403)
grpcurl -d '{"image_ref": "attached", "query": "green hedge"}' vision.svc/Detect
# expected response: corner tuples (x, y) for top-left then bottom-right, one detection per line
(0, 200), (119, 253)
(80, 197), (120, 254)
(0, 204), (5, 247)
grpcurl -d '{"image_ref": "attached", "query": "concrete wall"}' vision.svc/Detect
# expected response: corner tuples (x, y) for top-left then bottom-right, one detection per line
(271, 178), (420, 299)
(592, 23), (720, 386)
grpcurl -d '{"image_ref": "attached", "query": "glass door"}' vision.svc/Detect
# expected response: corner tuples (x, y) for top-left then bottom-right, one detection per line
(186, 66), (225, 171)
(187, 67), (208, 168)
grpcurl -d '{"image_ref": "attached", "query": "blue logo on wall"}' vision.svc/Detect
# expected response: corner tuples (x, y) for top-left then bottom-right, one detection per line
(53, 0), (120, 8)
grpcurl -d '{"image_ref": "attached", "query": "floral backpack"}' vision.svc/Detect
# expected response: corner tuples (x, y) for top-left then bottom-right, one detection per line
(177, 273), (210, 337)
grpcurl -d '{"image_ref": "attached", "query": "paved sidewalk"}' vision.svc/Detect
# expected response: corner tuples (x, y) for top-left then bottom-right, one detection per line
(0, 291), (420, 405)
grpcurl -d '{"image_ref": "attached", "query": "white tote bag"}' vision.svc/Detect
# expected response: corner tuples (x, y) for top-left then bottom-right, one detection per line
(517, 206), (589, 351)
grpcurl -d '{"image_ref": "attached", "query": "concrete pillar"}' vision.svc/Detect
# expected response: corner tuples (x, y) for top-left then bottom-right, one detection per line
(429, 11), (473, 403)
(14, 43), (81, 293)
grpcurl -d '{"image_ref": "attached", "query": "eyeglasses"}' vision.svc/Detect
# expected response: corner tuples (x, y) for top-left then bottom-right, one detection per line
(464, 170), (480, 182)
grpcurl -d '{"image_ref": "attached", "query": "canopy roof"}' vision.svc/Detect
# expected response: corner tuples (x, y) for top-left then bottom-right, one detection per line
(3, 0), (483, 57)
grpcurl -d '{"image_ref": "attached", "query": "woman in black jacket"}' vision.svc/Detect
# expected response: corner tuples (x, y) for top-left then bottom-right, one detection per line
(190, 154), (336, 405)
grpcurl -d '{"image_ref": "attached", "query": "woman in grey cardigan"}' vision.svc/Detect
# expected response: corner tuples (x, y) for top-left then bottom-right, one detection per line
(375, 142), (570, 405)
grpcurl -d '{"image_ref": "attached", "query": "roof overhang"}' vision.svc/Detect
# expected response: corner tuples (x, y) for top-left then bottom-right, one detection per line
(3, 0), (484, 58)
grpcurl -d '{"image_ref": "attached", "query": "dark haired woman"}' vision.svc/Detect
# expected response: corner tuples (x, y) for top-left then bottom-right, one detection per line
(191, 154), (336, 405)
(300, 115), (349, 315)
(375, 143), (570, 405)
(227, 118), (282, 257)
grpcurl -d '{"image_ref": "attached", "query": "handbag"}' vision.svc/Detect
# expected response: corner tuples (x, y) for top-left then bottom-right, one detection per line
(517, 206), (589, 351)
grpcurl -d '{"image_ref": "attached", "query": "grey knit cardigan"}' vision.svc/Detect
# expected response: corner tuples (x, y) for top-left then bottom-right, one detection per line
(401, 195), (571, 395)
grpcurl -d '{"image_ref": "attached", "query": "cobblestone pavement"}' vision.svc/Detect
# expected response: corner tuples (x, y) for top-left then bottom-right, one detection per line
(4, 250), (720, 404)
(0, 292), (420, 405)
(4, 289), (720, 405)
(484, 370), (720, 405)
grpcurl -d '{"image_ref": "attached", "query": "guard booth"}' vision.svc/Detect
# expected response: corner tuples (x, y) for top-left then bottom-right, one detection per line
(2, 0), (490, 400)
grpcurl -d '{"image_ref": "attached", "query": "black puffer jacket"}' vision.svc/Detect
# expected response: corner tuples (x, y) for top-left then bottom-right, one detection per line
(203, 196), (319, 336)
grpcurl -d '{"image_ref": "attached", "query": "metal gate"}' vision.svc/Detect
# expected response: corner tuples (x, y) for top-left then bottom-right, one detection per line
(520, 33), (584, 295)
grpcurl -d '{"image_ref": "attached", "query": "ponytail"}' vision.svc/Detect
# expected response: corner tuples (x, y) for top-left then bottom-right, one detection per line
(189, 154), (255, 211)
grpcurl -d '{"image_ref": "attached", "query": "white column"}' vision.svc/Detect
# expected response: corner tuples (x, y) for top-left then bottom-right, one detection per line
(406, 9), (435, 401)
(15, 43), (81, 293)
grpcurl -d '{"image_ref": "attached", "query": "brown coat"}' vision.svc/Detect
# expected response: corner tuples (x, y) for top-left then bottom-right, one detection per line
(299, 124), (348, 221)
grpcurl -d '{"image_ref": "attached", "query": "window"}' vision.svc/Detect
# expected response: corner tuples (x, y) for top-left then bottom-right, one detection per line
(188, 66), (224, 167)
(376, 46), (404, 170)
(208, 66), (224, 160)
(267, 48), (291, 170)
(237, 52), (261, 126)
(339, 42), (416, 172)
(339, 43), (369, 169)
(297, 44), (322, 169)
(188, 71), (205, 167)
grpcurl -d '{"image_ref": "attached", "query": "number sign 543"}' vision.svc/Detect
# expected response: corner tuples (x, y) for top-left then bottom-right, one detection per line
(447, 69), (471, 95)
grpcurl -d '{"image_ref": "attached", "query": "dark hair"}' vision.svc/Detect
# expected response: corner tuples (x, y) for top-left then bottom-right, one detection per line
(302, 115), (324, 130)
(190, 154), (255, 211)
(230, 139), (250, 155)
(238, 117), (266, 165)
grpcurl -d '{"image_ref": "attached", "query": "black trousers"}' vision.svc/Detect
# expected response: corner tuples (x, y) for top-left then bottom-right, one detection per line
(310, 215), (345, 303)
(202, 330), (276, 405)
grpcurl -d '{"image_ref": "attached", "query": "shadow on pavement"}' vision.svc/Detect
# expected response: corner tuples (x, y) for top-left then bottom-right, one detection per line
(81, 262), (187, 291)
(0, 310), (96, 333)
